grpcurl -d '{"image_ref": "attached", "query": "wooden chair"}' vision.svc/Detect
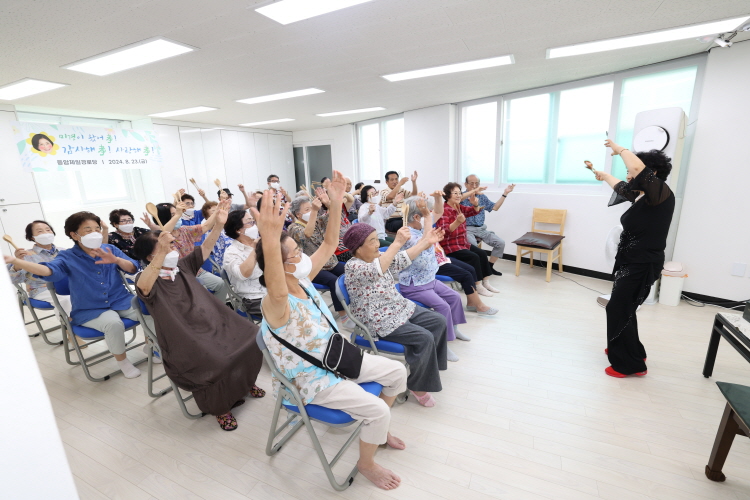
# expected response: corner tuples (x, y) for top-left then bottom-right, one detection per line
(705, 381), (750, 482)
(515, 208), (567, 283)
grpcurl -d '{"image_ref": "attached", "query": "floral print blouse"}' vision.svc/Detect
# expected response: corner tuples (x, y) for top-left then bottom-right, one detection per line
(344, 253), (415, 338)
(398, 227), (438, 287)
(261, 279), (343, 405)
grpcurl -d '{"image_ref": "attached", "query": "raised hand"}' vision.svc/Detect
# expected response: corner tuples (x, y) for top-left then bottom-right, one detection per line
(399, 177), (409, 186)
(327, 170), (347, 205)
(315, 187), (330, 206)
(250, 190), (289, 241)
(141, 212), (152, 226)
(394, 226), (412, 246)
(156, 231), (174, 253)
(605, 139), (624, 156)
(92, 247), (118, 265)
(175, 201), (187, 214)
(311, 197), (323, 212)
(100, 220), (109, 233)
(468, 193), (478, 206)
(504, 183), (516, 196)
(425, 227), (444, 245)
(14, 248), (30, 259)
(4, 255), (15, 265)
(456, 213), (466, 224)
(394, 191), (405, 204)
(431, 190), (443, 199)
(179, 188), (186, 196)
(410, 171), (418, 182)
(216, 205), (229, 226)
(368, 203), (377, 214)
(238, 183), (245, 192)
(198, 188), (206, 197)
(416, 197), (429, 216)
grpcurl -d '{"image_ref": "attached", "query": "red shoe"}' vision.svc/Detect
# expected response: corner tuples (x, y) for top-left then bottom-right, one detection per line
(605, 366), (647, 378)
(604, 348), (646, 361)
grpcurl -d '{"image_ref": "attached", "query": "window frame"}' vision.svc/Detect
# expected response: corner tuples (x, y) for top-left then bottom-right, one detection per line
(355, 113), (405, 183)
(456, 54), (706, 194)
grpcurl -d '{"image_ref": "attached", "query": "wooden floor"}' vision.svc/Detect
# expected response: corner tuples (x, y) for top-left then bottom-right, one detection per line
(28, 260), (750, 500)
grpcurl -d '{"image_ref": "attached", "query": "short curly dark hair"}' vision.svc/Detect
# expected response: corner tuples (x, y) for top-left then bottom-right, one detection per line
(635, 149), (672, 181)
(224, 210), (247, 240)
(109, 208), (134, 226)
(131, 231), (159, 263)
(442, 182), (462, 201)
(25, 220), (55, 242)
(64, 212), (101, 241)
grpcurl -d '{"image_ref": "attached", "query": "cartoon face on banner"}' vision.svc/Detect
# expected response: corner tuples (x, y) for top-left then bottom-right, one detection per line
(10, 121), (163, 172)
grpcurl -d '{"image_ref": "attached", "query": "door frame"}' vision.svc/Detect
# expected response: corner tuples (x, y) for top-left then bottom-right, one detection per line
(293, 140), (333, 192)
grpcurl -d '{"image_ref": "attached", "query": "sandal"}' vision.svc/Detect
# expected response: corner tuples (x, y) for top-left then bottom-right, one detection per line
(216, 413), (238, 431)
(249, 385), (266, 398)
(410, 390), (436, 407)
(231, 399), (245, 409)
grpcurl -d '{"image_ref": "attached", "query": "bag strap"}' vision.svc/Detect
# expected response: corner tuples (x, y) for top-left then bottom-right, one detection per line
(300, 282), (339, 334)
(267, 327), (326, 372)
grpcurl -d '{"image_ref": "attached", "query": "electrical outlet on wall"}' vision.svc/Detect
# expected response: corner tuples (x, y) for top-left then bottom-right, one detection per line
(730, 262), (747, 277)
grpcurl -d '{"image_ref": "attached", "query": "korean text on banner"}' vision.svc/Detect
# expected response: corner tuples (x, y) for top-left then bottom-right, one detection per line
(10, 121), (163, 172)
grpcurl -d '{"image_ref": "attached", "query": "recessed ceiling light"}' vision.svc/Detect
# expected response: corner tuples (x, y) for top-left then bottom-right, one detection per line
(256, 0), (375, 25)
(316, 107), (385, 117)
(64, 37), (196, 76)
(237, 88), (324, 105)
(382, 55), (515, 82)
(0, 78), (68, 100)
(149, 106), (217, 118)
(239, 118), (295, 127)
(547, 15), (750, 58)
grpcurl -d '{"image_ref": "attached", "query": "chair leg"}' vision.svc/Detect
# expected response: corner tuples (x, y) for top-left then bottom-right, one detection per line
(546, 251), (553, 282)
(529, 251), (534, 268)
(29, 307), (62, 345)
(146, 345), (173, 398)
(706, 403), (740, 481)
(515, 248), (522, 276)
(168, 379), (205, 419)
(557, 244), (564, 273)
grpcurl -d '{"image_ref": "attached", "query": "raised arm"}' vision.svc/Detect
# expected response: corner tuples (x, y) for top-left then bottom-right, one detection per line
(197, 188), (210, 204)
(305, 196), (322, 238)
(238, 184), (251, 209)
(162, 201), (187, 232)
(431, 191), (444, 217)
(250, 191), (291, 328)
(310, 170), (345, 279)
(141, 212), (159, 231)
(492, 184), (515, 211)
(461, 186), (487, 201)
(3, 255), (52, 276)
(410, 171), (418, 196)
(385, 178), (409, 201)
(136, 231), (174, 296)
(200, 200), (229, 260)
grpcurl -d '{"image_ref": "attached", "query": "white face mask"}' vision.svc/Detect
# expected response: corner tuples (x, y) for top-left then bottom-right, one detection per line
(33, 233), (55, 246)
(162, 250), (180, 269)
(184, 208), (195, 217)
(370, 195), (381, 205)
(119, 224), (134, 233)
(270, 182), (281, 190)
(244, 225), (259, 239)
(300, 212), (311, 222)
(285, 253), (312, 280)
(78, 232), (103, 249)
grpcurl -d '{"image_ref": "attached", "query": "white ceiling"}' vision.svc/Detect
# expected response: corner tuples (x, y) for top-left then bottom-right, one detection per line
(1, 0), (748, 131)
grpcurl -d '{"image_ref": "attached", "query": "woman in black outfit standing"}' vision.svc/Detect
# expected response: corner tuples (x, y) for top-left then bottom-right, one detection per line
(590, 139), (675, 377)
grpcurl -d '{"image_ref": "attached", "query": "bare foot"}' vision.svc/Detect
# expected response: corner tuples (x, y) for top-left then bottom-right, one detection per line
(386, 432), (405, 450)
(358, 461), (401, 490)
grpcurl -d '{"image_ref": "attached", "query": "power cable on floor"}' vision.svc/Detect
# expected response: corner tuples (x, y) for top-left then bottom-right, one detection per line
(551, 271), (607, 295)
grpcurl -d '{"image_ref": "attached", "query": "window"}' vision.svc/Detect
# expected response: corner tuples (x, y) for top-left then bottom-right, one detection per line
(612, 66), (698, 179)
(459, 60), (701, 186)
(356, 115), (404, 181)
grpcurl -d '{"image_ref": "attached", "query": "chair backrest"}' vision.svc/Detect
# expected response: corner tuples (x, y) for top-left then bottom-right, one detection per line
(531, 209), (567, 236)
(131, 296), (158, 345)
(335, 274), (350, 306)
(47, 276), (71, 296)
(45, 279), (73, 330)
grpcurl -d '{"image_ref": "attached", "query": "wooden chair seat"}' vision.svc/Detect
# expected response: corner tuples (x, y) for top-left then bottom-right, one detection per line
(514, 208), (567, 282)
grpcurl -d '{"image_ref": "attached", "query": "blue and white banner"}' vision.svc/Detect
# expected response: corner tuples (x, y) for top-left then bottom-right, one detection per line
(10, 121), (163, 172)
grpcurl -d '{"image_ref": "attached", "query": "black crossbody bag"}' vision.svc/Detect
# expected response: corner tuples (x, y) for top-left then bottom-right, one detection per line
(267, 286), (364, 379)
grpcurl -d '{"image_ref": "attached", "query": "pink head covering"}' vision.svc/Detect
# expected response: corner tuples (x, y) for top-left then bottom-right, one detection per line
(342, 223), (376, 254)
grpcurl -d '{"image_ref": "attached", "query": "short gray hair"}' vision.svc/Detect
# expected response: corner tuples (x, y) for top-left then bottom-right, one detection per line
(403, 196), (433, 223)
(290, 196), (311, 218)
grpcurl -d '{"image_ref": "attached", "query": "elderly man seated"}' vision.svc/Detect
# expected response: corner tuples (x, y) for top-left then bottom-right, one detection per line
(5, 211), (157, 379)
(460, 175), (516, 276)
(343, 222), (447, 408)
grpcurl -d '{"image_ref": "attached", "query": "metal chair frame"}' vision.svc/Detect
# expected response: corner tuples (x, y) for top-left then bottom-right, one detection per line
(47, 280), (146, 382)
(220, 268), (262, 324)
(257, 330), (364, 491)
(14, 283), (62, 345)
(131, 297), (205, 419)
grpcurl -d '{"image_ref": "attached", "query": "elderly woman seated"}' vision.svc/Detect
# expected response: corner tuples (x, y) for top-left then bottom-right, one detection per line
(133, 205), (265, 432)
(358, 185), (403, 247)
(343, 221), (448, 408)
(256, 171), (408, 491)
(5, 211), (157, 378)
(287, 193), (354, 328)
(398, 196), (467, 361)
(222, 210), (265, 317)
(107, 209), (150, 259)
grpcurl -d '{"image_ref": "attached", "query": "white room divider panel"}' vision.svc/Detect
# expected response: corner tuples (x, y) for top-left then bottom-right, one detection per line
(200, 129), (228, 193)
(269, 134), (295, 189)
(237, 131), (259, 190)
(153, 124), (188, 198)
(253, 133), (272, 189)
(220, 130), (244, 192)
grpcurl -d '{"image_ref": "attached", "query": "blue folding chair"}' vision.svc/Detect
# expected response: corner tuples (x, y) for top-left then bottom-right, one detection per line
(131, 297), (205, 418)
(14, 283), (62, 345)
(394, 283), (430, 309)
(118, 269), (136, 295)
(435, 274), (461, 292)
(220, 269), (262, 324)
(257, 330), (381, 491)
(47, 279), (146, 382)
(351, 219), (358, 224)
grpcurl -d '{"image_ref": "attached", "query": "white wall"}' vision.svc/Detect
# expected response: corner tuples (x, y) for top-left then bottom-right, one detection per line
(404, 104), (457, 194)
(673, 42), (750, 301)
(292, 125), (356, 180)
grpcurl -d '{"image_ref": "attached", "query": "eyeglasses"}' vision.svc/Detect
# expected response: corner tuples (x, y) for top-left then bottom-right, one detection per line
(119, 218), (134, 224)
(466, 181), (480, 186)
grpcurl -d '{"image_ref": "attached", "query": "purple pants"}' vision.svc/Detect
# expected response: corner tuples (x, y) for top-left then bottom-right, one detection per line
(400, 280), (466, 341)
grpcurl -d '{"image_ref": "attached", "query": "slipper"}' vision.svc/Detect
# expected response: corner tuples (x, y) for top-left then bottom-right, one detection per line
(216, 413), (238, 431)
(605, 366), (647, 378)
(249, 385), (266, 398)
(410, 390), (436, 407)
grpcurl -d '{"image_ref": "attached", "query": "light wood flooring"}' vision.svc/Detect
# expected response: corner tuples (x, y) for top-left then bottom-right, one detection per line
(28, 260), (750, 500)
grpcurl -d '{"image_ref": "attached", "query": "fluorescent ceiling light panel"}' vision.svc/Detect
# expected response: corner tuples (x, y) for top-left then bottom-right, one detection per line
(65, 38), (195, 76)
(382, 55), (515, 82)
(256, 0), (374, 25)
(237, 88), (324, 104)
(316, 107), (385, 117)
(0, 78), (67, 100)
(149, 106), (217, 118)
(239, 118), (295, 127)
(548, 15), (750, 58)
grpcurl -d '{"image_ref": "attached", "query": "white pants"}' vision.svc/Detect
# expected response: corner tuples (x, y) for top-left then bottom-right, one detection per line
(80, 306), (155, 356)
(34, 290), (72, 317)
(310, 353), (407, 445)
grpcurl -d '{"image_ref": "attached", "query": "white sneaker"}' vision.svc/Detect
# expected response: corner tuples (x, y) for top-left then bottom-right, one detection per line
(482, 279), (500, 293)
(447, 347), (459, 362)
(476, 284), (493, 297)
(143, 344), (162, 364)
(117, 359), (141, 379)
(454, 328), (471, 341)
